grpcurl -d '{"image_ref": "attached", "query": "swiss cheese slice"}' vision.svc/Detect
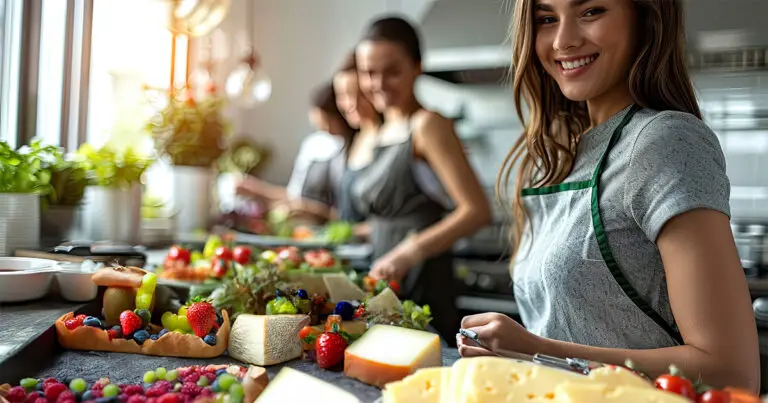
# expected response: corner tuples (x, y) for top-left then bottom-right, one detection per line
(553, 382), (691, 403)
(365, 287), (402, 315)
(255, 367), (361, 403)
(381, 366), (448, 403)
(587, 366), (652, 389)
(344, 325), (442, 388)
(323, 273), (366, 302)
(227, 314), (310, 366)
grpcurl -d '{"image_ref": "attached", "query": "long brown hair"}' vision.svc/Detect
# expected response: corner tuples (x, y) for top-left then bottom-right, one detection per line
(498, 0), (702, 257)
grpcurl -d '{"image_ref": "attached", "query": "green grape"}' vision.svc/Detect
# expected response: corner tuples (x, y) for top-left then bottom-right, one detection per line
(161, 312), (178, 330)
(20, 378), (38, 391)
(165, 370), (179, 382)
(143, 371), (157, 384)
(155, 367), (167, 380)
(102, 384), (119, 398)
(216, 374), (236, 391)
(176, 316), (192, 332)
(229, 383), (244, 398)
(69, 378), (87, 393)
(197, 377), (209, 387)
(135, 293), (153, 310)
(142, 273), (157, 289)
(215, 392), (226, 403)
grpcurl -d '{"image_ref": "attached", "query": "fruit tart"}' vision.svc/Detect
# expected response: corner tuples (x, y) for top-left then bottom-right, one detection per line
(55, 267), (230, 358)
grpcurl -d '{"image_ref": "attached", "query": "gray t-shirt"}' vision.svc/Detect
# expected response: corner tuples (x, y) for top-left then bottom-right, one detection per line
(513, 107), (730, 349)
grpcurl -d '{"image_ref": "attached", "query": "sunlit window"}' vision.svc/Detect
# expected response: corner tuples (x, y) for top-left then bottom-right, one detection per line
(0, 0), (22, 148)
(36, 0), (68, 146)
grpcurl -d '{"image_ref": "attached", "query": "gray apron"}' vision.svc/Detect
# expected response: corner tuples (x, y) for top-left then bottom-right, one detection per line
(515, 105), (683, 346)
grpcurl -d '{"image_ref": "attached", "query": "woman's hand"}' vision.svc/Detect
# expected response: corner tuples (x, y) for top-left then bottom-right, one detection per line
(457, 312), (546, 357)
(369, 237), (421, 283)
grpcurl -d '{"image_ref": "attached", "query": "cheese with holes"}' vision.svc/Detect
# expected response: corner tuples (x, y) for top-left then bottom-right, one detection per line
(227, 314), (310, 366)
(552, 382), (691, 403)
(364, 287), (402, 315)
(344, 325), (441, 387)
(255, 367), (360, 403)
(381, 367), (447, 403)
(323, 273), (366, 302)
(587, 366), (652, 389)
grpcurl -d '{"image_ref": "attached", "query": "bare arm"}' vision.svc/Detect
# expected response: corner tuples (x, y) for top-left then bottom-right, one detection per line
(406, 111), (492, 260)
(539, 209), (759, 390)
(236, 176), (287, 204)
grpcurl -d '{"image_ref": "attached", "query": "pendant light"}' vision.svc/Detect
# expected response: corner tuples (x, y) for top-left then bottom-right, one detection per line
(170, 0), (231, 38)
(224, 0), (271, 108)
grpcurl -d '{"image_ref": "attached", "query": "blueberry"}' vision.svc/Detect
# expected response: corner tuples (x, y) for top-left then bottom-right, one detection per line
(211, 380), (220, 392)
(297, 289), (308, 299)
(274, 289), (282, 297)
(216, 312), (223, 326)
(203, 334), (217, 346)
(133, 330), (150, 345)
(149, 334), (159, 341)
(215, 369), (227, 377)
(333, 301), (355, 321)
(82, 390), (93, 401)
(95, 397), (113, 403)
(157, 329), (169, 338)
(83, 316), (102, 327)
(35, 382), (43, 391)
(111, 326), (123, 338)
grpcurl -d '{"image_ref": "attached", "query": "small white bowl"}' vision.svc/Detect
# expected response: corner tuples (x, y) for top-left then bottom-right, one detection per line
(0, 257), (59, 303)
(54, 262), (100, 302)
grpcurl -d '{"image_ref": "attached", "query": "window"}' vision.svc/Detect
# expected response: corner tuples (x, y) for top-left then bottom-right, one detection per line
(36, 0), (68, 146)
(0, 0), (22, 148)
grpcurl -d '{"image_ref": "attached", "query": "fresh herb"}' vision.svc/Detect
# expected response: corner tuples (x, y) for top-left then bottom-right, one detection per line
(211, 261), (296, 318)
(76, 143), (153, 189)
(362, 300), (433, 331)
(0, 140), (56, 195)
(218, 139), (270, 175)
(324, 221), (353, 245)
(28, 141), (89, 207)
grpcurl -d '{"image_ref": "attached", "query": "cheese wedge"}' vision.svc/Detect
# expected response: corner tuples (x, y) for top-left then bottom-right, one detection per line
(587, 366), (652, 389)
(365, 287), (402, 315)
(323, 273), (366, 302)
(344, 325), (442, 388)
(553, 382), (691, 403)
(255, 367), (361, 403)
(227, 314), (310, 366)
(241, 365), (269, 403)
(381, 367), (447, 403)
(459, 356), (589, 403)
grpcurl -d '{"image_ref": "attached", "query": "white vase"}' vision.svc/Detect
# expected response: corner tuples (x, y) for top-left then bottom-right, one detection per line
(0, 194), (41, 256)
(80, 184), (142, 244)
(172, 166), (215, 235)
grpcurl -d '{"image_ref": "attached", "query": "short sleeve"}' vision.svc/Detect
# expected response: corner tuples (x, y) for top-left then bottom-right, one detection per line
(623, 111), (730, 242)
(285, 132), (344, 205)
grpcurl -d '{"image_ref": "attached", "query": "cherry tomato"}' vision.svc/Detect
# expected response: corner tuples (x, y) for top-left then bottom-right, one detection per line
(232, 246), (253, 265)
(698, 390), (731, 403)
(304, 249), (335, 268)
(214, 246), (233, 261)
(298, 326), (316, 340)
(212, 258), (229, 278)
(168, 246), (191, 265)
(388, 281), (401, 293)
(277, 246), (303, 266)
(655, 375), (697, 400)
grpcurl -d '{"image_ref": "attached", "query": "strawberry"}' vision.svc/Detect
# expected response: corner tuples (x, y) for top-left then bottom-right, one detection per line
(353, 306), (365, 319)
(185, 297), (217, 337)
(64, 319), (81, 330)
(119, 311), (142, 335)
(315, 331), (347, 369)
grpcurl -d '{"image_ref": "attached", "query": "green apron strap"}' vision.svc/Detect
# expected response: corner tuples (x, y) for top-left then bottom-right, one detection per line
(589, 104), (684, 345)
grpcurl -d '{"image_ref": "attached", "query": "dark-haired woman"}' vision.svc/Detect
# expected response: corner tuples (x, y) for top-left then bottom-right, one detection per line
(237, 83), (352, 222)
(343, 16), (492, 342)
(457, 0), (759, 390)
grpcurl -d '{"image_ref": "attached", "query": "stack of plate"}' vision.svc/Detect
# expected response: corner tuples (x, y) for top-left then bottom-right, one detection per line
(0, 194), (40, 256)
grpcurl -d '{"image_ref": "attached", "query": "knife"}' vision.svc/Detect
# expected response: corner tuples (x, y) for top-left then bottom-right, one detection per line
(458, 328), (602, 375)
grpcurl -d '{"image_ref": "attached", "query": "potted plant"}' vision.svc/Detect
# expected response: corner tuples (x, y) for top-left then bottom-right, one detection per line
(145, 92), (231, 234)
(0, 141), (56, 255)
(76, 143), (154, 244)
(32, 141), (90, 244)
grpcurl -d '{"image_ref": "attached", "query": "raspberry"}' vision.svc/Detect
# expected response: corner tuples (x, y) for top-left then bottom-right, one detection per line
(145, 386), (165, 398)
(64, 319), (81, 330)
(126, 395), (148, 403)
(33, 398), (47, 403)
(90, 383), (104, 391)
(203, 373), (216, 383)
(182, 373), (199, 384)
(147, 398), (158, 403)
(25, 392), (41, 403)
(107, 329), (118, 340)
(158, 393), (181, 403)
(177, 369), (190, 378)
(155, 381), (172, 393)
(180, 383), (200, 397)
(7, 386), (27, 402)
(123, 385), (144, 396)
(75, 314), (87, 324)
(43, 378), (58, 388)
(44, 383), (67, 401)
(198, 388), (214, 398)
(56, 391), (75, 403)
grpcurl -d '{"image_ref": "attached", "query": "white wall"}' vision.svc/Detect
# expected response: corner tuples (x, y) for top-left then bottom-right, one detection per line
(214, 0), (432, 184)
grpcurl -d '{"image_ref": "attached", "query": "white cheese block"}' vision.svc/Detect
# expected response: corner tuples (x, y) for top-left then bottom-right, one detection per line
(553, 382), (691, 403)
(323, 273), (366, 302)
(227, 314), (310, 366)
(381, 366), (447, 403)
(255, 367), (361, 403)
(587, 366), (652, 389)
(344, 325), (442, 388)
(365, 287), (402, 315)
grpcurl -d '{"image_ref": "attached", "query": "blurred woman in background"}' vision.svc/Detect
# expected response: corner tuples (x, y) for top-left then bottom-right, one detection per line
(343, 16), (491, 342)
(236, 82), (352, 223)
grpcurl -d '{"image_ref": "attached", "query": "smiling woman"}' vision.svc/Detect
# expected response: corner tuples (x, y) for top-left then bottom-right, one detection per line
(457, 0), (761, 392)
